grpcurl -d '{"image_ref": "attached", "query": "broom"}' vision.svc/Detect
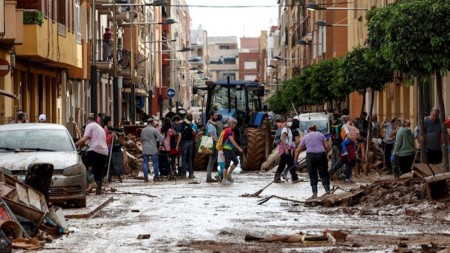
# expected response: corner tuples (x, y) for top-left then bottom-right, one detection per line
(243, 158), (305, 197)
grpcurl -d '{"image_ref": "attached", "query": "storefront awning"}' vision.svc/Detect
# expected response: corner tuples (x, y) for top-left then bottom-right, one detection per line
(122, 87), (148, 97)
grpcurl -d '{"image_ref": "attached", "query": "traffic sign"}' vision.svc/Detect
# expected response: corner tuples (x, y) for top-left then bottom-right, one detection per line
(166, 88), (176, 99)
(0, 59), (10, 78)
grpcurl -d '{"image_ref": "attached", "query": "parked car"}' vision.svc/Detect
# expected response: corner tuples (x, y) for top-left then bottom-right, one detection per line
(0, 123), (86, 207)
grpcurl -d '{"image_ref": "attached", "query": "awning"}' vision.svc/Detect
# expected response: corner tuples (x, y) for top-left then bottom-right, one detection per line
(122, 87), (148, 97)
(0, 89), (18, 100)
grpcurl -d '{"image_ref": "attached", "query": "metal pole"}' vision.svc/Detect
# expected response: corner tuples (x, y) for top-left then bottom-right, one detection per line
(113, 0), (119, 127)
(148, 9), (153, 116)
(130, 5), (135, 124)
(90, 0), (98, 116)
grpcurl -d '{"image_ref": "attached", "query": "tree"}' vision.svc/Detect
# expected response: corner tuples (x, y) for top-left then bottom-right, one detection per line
(338, 47), (393, 162)
(268, 89), (288, 114)
(367, 0), (450, 168)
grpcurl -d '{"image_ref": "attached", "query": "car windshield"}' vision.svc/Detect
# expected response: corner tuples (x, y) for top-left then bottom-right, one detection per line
(0, 129), (75, 152)
(299, 120), (329, 134)
(212, 86), (255, 112)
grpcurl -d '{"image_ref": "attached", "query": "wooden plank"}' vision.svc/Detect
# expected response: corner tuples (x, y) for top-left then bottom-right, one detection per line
(27, 188), (42, 211)
(63, 196), (113, 219)
(15, 183), (29, 206)
(425, 172), (450, 183)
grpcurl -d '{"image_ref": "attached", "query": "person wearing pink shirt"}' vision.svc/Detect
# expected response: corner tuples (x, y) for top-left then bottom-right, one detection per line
(76, 116), (108, 195)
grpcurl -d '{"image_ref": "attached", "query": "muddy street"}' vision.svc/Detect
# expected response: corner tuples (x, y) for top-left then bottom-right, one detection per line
(34, 172), (450, 253)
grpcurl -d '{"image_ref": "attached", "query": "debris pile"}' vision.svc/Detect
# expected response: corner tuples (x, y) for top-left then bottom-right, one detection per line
(122, 133), (143, 177)
(0, 171), (68, 251)
(307, 163), (450, 207)
(245, 229), (348, 246)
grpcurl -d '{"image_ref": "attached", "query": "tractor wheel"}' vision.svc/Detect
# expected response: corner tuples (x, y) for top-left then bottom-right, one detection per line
(243, 127), (267, 171)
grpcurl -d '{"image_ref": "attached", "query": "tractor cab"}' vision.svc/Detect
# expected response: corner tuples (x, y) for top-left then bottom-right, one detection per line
(197, 79), (266, 128)
(193, 79), (271, 171)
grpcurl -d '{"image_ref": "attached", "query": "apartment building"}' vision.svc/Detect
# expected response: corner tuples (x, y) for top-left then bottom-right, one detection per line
(207, 36), (239, 82)
(239, 37), (260, 81)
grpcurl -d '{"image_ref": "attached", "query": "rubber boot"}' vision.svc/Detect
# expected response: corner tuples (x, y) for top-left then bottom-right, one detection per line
(323, 183), (331, 193)
(96, 180), (102, 195)
(310, 185), (318, 199)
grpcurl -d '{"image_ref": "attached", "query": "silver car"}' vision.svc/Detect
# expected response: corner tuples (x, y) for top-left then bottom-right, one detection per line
(0, 123), (86, 207)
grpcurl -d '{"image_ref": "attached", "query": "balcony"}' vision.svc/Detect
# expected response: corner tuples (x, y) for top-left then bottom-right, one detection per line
(94, 39), (123, 74)
(0, 1), (24, 45)
(15, 13), (81, 69)
(96, 0), (112, 9)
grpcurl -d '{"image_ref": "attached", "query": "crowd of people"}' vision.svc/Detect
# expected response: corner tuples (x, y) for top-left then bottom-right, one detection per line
(141, 110), (244, 185)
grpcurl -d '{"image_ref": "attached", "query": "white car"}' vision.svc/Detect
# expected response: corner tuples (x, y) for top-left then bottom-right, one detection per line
(0, 123), (86, 207)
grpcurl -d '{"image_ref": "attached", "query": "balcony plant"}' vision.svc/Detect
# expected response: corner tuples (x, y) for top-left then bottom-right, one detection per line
(23, 10), (44, 25)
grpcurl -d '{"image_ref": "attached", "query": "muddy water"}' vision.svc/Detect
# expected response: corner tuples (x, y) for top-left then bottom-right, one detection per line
(38, 172), (450, 253)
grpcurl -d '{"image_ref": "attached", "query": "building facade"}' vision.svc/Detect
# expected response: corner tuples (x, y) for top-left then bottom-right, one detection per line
(207, 36), (239, 82)
(239, 37), (260, 81)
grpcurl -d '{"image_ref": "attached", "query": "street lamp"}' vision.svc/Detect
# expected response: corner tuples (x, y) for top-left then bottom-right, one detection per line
(120, 18), (177, 26)
(297, 39), (323, 46)
(274, 56), (306, 61)
(268, 64), (278, 68)
(306, 3), (368, 11)
(315, 20), (348, 27)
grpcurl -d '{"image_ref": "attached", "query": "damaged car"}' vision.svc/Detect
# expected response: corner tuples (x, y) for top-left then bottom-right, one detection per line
(0, 123), (86, 207)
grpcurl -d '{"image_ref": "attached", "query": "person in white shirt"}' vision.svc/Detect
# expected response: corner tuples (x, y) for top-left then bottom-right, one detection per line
(274, 117), (299, 183)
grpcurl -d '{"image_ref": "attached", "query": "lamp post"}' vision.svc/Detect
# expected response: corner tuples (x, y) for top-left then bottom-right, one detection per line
(90, 0), (97, 117)
(315, 20), (348, 27)
(306, 3), (368, 11)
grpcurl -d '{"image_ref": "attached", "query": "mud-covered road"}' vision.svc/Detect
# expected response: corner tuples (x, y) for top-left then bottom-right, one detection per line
(39, 172), (450, 253)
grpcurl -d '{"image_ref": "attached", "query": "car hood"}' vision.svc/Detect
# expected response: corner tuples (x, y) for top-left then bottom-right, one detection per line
(0, 152), (80, 171)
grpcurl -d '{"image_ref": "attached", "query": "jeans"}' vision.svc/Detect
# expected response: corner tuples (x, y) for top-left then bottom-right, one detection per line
(206, 150), (217, 179)
(181, 140), (194, 177)
(275, 151), (298, 181)
(306, 152), (329, 192)
(143, 153), (159, 179)
(384, 143), (394, 169)
(341, 138), (352, 154)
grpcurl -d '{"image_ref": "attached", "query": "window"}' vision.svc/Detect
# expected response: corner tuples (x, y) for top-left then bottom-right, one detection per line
(222, 73), (235, 81)
(219, 45), (230, 50)
(210, 58), (222, 64)
(244, 61), (257, 69)
(223, 57), (236, 64)
(75, 0), (81, 43)
(57, 0), (66, 26)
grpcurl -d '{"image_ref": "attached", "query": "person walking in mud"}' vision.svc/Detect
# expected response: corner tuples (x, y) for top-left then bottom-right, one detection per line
(177, 113), (196, 178)
(141, 118), (165, 182)
(75, 116), (108, 195)
(424, 107), (442, 164)
(221, 118), (243, 185)
(294, 125), (330, 199)
(274, 117), (299, 183)
(205, 111), (220, 183)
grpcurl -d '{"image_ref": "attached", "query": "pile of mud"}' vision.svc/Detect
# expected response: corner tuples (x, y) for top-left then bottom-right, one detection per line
(122, 134), (143, 176)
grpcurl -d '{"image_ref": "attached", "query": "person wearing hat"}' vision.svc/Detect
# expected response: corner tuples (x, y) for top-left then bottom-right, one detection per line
(141, 117), (165, 182)
(38, 114), (47, 123)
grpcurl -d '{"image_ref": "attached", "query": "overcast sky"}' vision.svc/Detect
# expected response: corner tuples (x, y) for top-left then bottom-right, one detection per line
(185, 0), (278, 38)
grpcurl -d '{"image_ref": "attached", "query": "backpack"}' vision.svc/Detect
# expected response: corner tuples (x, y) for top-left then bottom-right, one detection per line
(181, 122), (194, 140)
(215, 130), (226, 151)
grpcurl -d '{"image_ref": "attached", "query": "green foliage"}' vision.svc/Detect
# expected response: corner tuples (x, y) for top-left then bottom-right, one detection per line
(23, 10), (44, 25)
(267, 58), (345, 112)
(267, 89), (288, 114)
(366, 0), (450, 80)
(338, 47), (392, 95)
